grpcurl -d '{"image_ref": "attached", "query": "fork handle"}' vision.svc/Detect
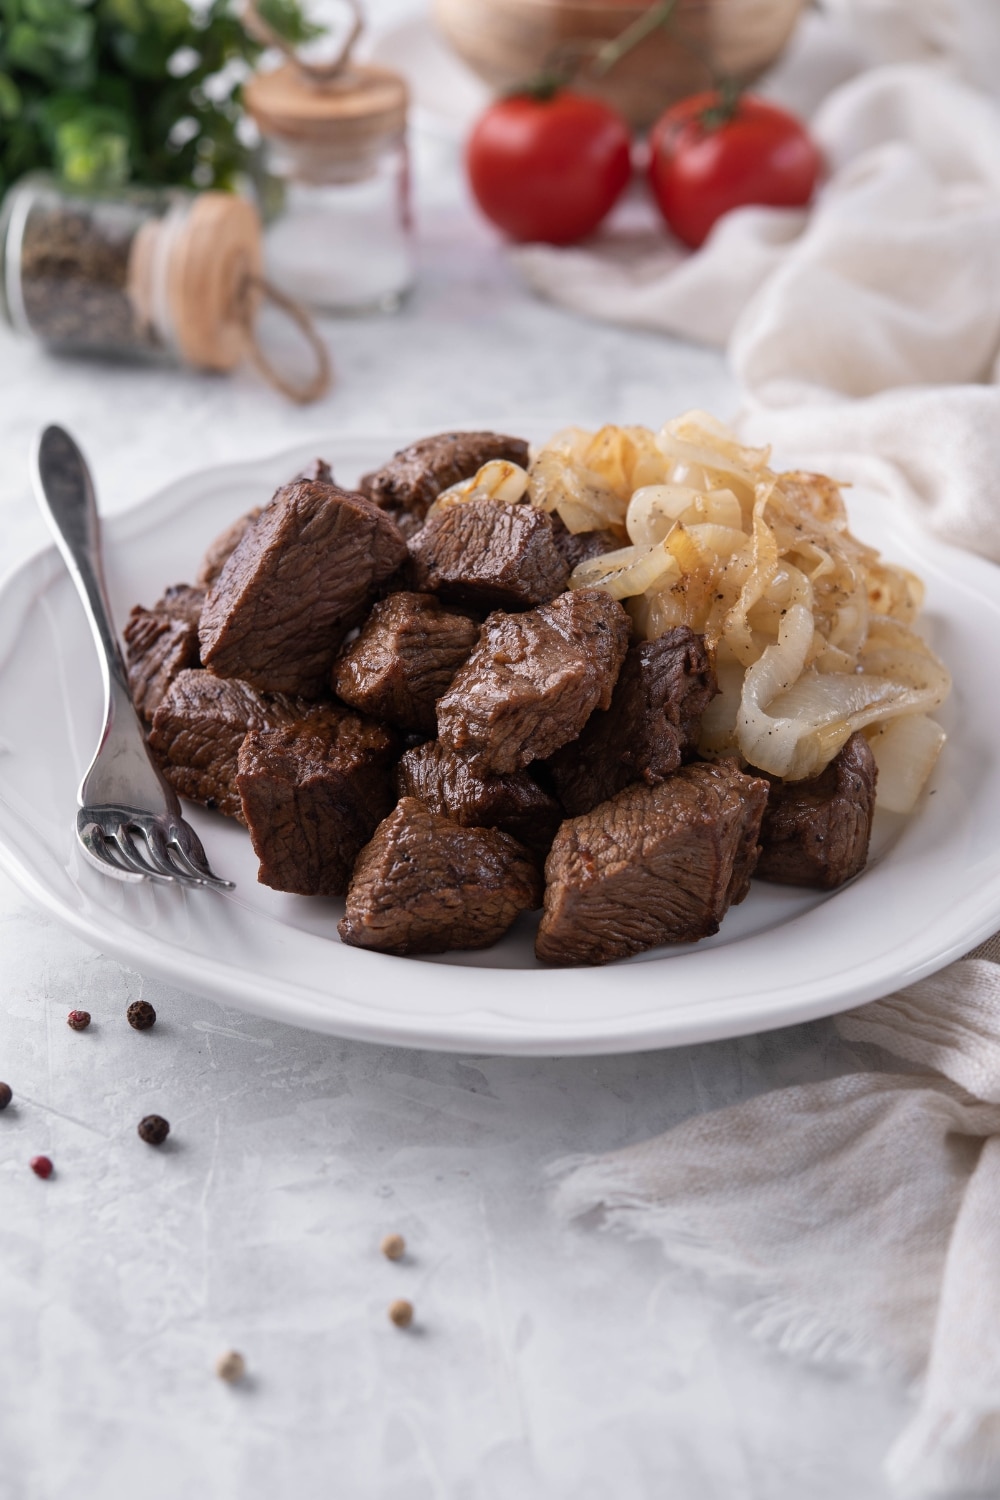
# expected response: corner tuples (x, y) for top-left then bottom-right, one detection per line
(33, 425), (132, 699)
(33, 425), (178, 812)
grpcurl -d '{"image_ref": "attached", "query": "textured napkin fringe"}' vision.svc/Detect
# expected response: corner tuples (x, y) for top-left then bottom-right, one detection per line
(550, 1157), (903, 1379)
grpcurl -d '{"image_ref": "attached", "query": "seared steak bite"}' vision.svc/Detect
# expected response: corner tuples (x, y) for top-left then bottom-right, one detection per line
(125, 613), (199, 724)
(754, 732), (878, 890)
(153, 583), (206, 627)
(359, 431), (531, 525)
(536, 760), (769, 966)
(549, 516), (623, 572)
(148, 668), (346, 822)
(197, 509), (263, 587)
(408, 500), (569, 611)
(549, 627), (718, 815)
(338, 797), (541, 955)
(294, 457), (333, 484)
(237, 715), (396, 897)
(124, 584), (206, 722)
(396, 740), (563, 861)
(198, 480), (408, 696)
(436, 588), (630, 775)
(332, 592), (479, 734)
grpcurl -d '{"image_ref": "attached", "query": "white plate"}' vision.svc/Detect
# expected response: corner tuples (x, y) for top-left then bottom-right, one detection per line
(0, 434), (998, 1055)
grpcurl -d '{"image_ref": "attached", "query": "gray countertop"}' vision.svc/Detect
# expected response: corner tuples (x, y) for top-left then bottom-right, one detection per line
(0, 18), (908, 1494)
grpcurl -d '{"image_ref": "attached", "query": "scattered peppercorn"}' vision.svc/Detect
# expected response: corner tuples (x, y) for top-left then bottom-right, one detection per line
(67, 1010), (91, 1031)
(388, 1298), (414, 1329)
(0, 1082), (11, 1111)
(30, 1155), (53, 1179)
(137, 1114), (170, 1146)
(215, 1350), (246, 1383)
(380, 1233), (406, 1261)
(127, 1000), (156, 1031)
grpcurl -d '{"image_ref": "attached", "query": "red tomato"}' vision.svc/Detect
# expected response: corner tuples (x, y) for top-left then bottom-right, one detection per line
(648, 93), (822, 250)
(467, 91), (632, 246)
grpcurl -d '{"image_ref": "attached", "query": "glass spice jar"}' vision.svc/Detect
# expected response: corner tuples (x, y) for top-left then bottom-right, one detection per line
(0, 175), (330, 401)
(243, 6), (413, 315)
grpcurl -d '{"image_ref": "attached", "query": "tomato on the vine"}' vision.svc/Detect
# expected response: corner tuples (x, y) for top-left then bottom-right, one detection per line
(648, 93), (822, 250)
(467, 90), (632, 246)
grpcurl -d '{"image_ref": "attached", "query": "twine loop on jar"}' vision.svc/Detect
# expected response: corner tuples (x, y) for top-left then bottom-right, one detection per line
(233, 272), (332, 405)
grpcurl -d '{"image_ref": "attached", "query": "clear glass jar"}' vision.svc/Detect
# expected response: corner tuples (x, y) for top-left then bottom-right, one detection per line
(0, 175), (262, 368)
(244, 62), (414, 315)
(0, 175), (331, 400)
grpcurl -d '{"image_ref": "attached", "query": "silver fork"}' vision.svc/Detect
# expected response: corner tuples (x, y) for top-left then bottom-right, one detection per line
(33, 425), (234, 891)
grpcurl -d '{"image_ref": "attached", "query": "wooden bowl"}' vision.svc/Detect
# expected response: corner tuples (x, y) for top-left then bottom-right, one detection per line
(432, 0), (806, 130)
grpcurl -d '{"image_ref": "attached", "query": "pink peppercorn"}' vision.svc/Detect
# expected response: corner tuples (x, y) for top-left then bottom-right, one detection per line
(30, 1155), (53, 1179)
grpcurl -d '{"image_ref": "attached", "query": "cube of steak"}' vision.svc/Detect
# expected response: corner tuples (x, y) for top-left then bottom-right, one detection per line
(536, 761), (769, 965)
(359, 431), (531, 524)
(408, 500), (569, 612)
(198, 480), (408, 696)
(294, 457), (333, 484)
(237, 716), (397, 897)
(154, 583), (206, 627)
(436, 589), (630, 775)
(549, 628), (718, 815)
(148, 668), (346, 821)
(549, 515), (624, 572)
(197, 509), (263, 587)
(332, 592), (479, 734)
(125, 612), (199, 724)
(339, 797), (542, 955)
(754, 732), (877, 890)
(396, 740), (563, 861)
(124, 585), (206, 723)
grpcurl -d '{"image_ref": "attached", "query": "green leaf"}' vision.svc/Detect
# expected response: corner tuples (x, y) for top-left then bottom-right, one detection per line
(54, 110), (130, 186)
(0, 70), (22, 116)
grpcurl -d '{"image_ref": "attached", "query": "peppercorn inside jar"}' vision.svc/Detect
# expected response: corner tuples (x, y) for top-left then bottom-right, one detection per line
(244, 61), (414, 315)
(0, 175), (330, 401)
(0, 175), (269, 367)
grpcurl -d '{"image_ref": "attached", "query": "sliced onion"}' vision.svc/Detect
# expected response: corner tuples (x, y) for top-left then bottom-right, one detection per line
(433, 460), (529, 514)
(570, 541), (680, 600)
(866, 715), (947, 813)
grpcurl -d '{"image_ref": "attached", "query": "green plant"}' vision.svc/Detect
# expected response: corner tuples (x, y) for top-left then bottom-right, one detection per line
(0, 0), (314, 197)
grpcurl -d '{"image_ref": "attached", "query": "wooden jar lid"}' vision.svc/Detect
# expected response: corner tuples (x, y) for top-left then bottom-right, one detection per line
(244, 62), (408, 150)
(166, 192), (263, 372)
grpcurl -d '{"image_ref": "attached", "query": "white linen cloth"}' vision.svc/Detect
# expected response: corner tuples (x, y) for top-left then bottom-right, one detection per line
(527, 3), (1000, 1493)
(554, 939), (1000, 1496)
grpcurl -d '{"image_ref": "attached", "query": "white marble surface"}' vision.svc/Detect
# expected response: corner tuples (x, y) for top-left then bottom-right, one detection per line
(0, 12), (914, 1497)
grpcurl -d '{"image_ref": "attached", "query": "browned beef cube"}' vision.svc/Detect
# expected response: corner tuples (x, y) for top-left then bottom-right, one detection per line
(339, 798), (541, 955)
(197, 510), (263, 587)
(754, 732), (877, 890)
(549, 515), (624, 572)
(153, 583), (206, 627)
(125, 612), (199, 724)
(294, 458), (333, 484)
(536, 761), (769, 965)
(359, 431), (531, 525)
(149, 668), (346, 822)
(332, 592), (479, 734)
(549, 628), (718, 815)
(436, 589), (630, 776)
(124, 584), (206, 722)
(237, 715), (397, 897)
(408, 500), (569, 611)
(396, 740), (563, 861)
(198, 480), (407, 696)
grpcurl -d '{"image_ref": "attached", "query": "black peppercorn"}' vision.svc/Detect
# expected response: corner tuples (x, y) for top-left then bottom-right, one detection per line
(0, 1082), (11, 1110)
(137, 1115), (170, 1146)
(127, 1000), (157, 1031)
(67, 1010), (91, 1031)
